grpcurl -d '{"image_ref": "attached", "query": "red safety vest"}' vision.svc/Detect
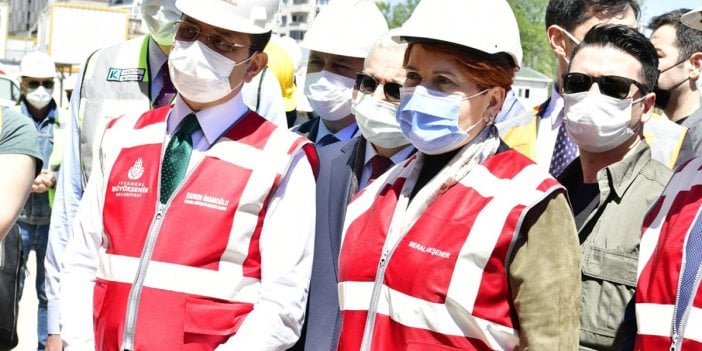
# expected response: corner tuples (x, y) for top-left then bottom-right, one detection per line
(636, 157), (702, 351)
(337, 149), (563, 350)
(94, 106), (313, 350)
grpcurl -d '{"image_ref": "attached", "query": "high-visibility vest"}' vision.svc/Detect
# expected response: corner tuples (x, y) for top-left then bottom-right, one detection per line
(92, 106), (314, 350)
(636, 157), (702, 351)
(77, 35), (154, 185)
(337, 149), (563, 350)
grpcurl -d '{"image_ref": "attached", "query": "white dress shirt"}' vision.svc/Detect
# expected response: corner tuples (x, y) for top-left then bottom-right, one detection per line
(358, 140), (415, 190)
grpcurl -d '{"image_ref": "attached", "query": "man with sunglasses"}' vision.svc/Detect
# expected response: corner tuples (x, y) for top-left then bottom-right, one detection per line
(294, 0), (388, 147)
(59, 0), (318, 349)
(499, 0), (638, 177)
(293, 30), (414, 351)
(554, 24), (672, 351)
(14, 51), (62, 351)
(650, 9), (702, 168)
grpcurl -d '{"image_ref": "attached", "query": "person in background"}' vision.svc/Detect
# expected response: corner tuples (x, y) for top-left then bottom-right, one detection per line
(0, 108), (42, 240)
(336, 0), (581, 349)
(498, 0), (639, 177)
(650, 9), (702, 168)
(15, 51), (61, 351)
(59, 0), (317, 348)
(555, 24), (672, 350)
(295, 29), (414, 351)
(0, 104), (42, 351)
(294, 0), (388, 147)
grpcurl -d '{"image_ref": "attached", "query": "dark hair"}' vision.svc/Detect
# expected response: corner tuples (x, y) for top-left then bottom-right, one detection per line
(572, 24), (659, 91)
(545, 0), (640, 31)
(648, 9), (702, 62)
(249, 31), (272, 55)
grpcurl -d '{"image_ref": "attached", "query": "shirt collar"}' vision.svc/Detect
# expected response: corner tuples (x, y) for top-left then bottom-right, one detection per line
(169, 92), (249, 147)
(543, 84), (564, 127)
(21, 99), (58, 123)
(363, 139), (416, 165)
(148, 36), (168, 76)
(597, 140), (651, 200)
(316, 120), (359, 143)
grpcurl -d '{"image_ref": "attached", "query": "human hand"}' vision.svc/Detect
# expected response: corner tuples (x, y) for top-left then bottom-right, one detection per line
(46, 334), (63, 351)
(31, 169), (55, 193)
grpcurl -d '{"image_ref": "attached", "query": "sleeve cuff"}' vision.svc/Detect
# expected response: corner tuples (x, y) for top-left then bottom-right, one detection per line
(47, 302), (61, 334)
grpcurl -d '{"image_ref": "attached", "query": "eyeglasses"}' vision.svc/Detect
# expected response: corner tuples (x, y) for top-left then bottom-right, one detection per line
(562, 72), (648, 100)
(174, 21), (250, 56)
(26, 80), (54, 90)
(355, 73), (402, 102)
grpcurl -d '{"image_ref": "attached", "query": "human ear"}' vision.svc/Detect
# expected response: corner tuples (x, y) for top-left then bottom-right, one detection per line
(242, 52), (268, 84)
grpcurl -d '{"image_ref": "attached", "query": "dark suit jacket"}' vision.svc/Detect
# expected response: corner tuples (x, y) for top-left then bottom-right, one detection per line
(291, 136), (365, 351)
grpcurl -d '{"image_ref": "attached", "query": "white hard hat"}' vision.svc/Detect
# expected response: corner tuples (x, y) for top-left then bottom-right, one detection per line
(682, 6), (702, 31)
(175, 0), (278, 34)
(393, 0), (523, 68)
(20, 52), (56, 78)
(302, 0), (389, 59)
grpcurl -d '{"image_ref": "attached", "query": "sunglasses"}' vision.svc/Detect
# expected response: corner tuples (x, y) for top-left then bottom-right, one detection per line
(562, 72), (648, 100)
(27, 80), (54, 90)
(355, 73), (402, 102)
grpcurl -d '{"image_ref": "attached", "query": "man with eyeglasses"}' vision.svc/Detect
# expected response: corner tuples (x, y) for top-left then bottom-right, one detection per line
(292, 29), (414, 351)
(554, 24), (672, 351)
(649, 9), (702, 168)
(58, 0), (318, 349)
(498, 0), (638, 177)
(14, 51), (62, 351)
(294, 0), (388, 147)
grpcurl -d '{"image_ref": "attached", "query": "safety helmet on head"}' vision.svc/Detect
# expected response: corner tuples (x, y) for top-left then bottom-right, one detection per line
(302, 0), (389, 59)
(175, 0), (278, 34)
(20, 52), (56, 78)
(682, 6), (702, 31)
(392, 0), (523, 68)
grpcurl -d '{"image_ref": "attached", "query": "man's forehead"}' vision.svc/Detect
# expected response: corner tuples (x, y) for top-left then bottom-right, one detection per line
(572, 45), (642, 78)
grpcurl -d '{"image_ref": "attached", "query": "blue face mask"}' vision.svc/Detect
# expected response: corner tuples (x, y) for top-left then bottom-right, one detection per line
(397, 85), (488, 155)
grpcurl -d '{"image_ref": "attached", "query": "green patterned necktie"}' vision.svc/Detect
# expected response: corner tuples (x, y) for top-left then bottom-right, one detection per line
(160, 113), (200, 204)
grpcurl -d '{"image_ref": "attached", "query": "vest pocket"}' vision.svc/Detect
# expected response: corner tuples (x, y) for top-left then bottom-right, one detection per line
(183, 297), (253, 344)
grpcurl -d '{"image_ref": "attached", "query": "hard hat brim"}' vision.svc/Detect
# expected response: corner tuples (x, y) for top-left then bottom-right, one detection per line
(682, 6), (702, 31)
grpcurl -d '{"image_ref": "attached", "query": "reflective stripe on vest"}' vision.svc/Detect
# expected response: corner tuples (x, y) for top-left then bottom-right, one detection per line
(495, 110), (538, 161)
(643, 113), (687, 169)
(338, 149), (563, 350)
(95, 106), (312, 350)
(636, 157), (702, 350)
(78, 35), (153, 185)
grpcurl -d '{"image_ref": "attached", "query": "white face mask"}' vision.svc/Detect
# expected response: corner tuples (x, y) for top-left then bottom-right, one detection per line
(141, 0), (180, 47)
(26, 86), (52, 110)
(168, 40), (251, 104)
(564, 92), (642, 153)
(351, 92), (409, 149)
(304, 70), (355, 121)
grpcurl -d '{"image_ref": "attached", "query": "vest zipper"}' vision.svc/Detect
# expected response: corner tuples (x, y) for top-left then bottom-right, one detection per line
(360, 235), (407, 351)
(121, 202), (166, 351)
(120, 153), (203, 350)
